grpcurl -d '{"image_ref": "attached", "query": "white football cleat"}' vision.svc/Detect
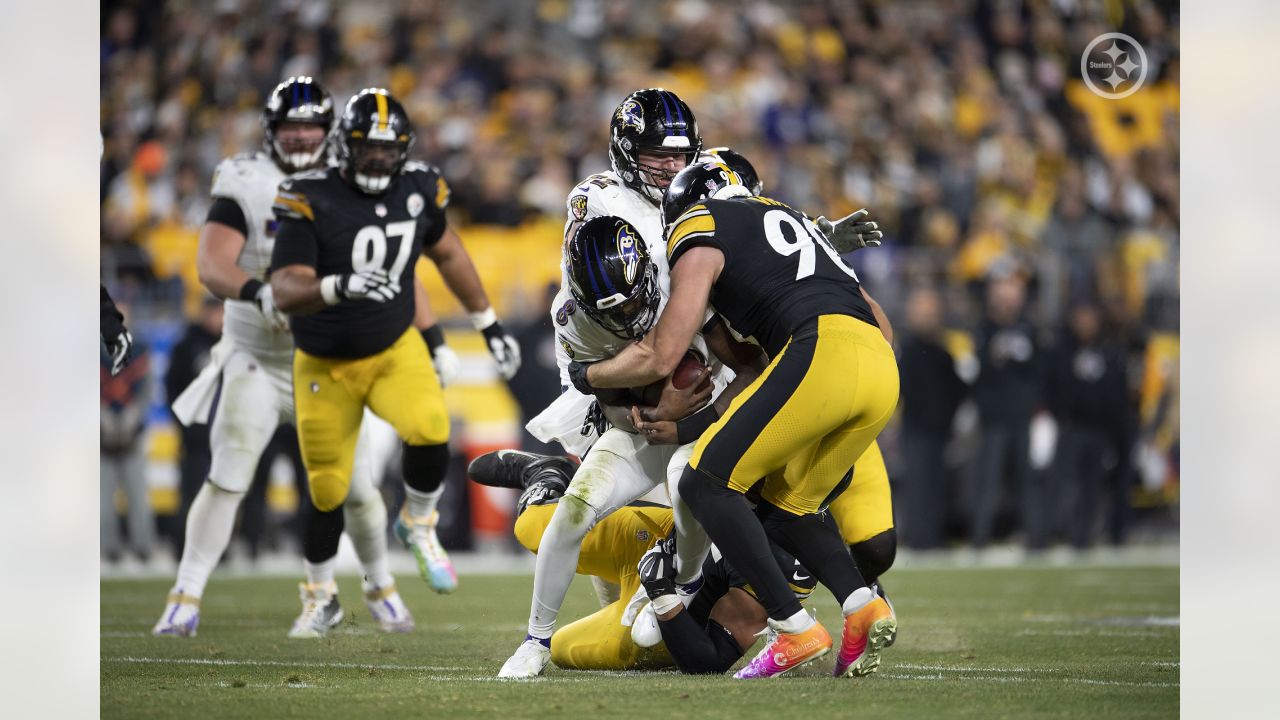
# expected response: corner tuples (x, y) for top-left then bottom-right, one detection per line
(497, 638), (551, 679)
(363, 581), (415, 633)
(394, 508), (458, 594)
(287, 581), (344, 638)
(152, 589), (201, 638)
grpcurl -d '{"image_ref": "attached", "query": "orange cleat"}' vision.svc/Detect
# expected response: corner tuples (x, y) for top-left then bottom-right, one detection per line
(834, 595), (896, 677)
(734, 619), (833, 679)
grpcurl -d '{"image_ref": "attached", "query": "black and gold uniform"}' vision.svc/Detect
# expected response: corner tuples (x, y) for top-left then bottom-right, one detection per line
(270, 161), (451, 509)
(667, 196), (899, 516)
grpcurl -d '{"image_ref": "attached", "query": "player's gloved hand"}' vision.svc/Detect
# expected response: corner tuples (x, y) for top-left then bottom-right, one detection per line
(815, 209), (882, 253)
(105, 329), (134, 377)
(420, 324), (460, 387)
(620, 583), (649, 627)
(252, 283), (290, 333)
(321, 269), (399, 305)
(567, 360), (596, 395)
(472, 308), (521, 380)
(638, 535), (678, 601)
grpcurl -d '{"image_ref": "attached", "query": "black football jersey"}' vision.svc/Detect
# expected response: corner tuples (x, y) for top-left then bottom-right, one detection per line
(270, 161), (451, 358)
(666, 197), (877, 357)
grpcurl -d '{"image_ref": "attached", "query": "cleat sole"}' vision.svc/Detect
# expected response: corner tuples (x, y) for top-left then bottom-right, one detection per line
(841, 617), (897, 677)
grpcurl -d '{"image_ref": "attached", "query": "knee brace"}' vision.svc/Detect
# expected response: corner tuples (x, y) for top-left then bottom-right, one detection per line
(849, 528), (897, 585)
(401, 442), (450, 494)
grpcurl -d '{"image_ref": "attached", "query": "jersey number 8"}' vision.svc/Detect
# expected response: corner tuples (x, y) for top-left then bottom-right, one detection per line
(763, 210), (859, 283)
(352, 220), (417, 287)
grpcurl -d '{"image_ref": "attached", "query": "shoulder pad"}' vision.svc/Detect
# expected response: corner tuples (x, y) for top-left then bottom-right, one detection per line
(404, 162), (449, 210)
(566, 172), (625, 222)
(272, 178), (317, 221)
(211, 153), (274, 200)
(665, 203), (714, 260)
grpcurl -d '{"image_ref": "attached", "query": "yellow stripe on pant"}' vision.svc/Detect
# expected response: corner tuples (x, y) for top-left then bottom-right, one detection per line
(292, 328), (449, 511)
(692, 314), (899, 515)
(514, 503), (674, 670)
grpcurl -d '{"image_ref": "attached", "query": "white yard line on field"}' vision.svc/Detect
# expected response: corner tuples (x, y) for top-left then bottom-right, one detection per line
(104, 656), (466, 672)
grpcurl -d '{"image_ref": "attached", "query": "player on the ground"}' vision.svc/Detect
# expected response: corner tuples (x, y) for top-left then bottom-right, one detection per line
(154, 77), (429, 638)
(572, 160), (899, 679)
(269, 88), (520, 636)
(470, 450), (819, 675)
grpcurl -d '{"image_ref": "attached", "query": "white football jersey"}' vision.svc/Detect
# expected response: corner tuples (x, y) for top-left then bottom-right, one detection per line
(208, 151), (293, 360)
(562, 171), (671, 296)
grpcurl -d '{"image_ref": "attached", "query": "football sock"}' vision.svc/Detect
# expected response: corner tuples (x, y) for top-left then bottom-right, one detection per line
(677, 465), (803, 621)
(527, 492), (597, 639)
(404, 485), (443, 521)
(658, 613), (744, 674)
(526, 634), (551, 649)
(173, 482), (245, 599)
(757, 501), (867, 607)
(849, 528), (897, 588)
(344, 491), (393, 589)
(303, 501), (345, 564)
(842, 586), (876, 616)
(669, 475), (711, 586)
(304, 556), (337, 589)
(401, 442), (449, 494)
(774, 608), (817, 634)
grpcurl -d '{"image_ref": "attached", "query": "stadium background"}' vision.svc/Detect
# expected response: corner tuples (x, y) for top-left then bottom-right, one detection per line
(99, 0), (1179, 568)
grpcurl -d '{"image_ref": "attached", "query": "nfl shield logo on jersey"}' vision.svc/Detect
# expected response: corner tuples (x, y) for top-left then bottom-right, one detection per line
(407, 193), (425, 218)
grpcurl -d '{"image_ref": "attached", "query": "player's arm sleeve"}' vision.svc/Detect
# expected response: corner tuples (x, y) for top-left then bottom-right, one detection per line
(657, 613), (744, 675)
(205, 196), (249, 236)
(665, 204), (723, 267)
(269, 186), (319, 270)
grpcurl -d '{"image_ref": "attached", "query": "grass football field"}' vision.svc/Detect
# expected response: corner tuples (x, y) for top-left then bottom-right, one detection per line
(102, 566), (1178, 719)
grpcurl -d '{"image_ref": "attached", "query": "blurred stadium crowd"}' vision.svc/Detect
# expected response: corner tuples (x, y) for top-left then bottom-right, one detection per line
(100, 0), (1179, 564)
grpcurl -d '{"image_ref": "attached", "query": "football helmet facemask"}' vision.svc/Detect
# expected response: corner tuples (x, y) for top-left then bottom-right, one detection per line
(334, 89), (415, 194)
(262, 76), (335, 173)
(608, 89), (702, 205)
(566, 216), (661, 340)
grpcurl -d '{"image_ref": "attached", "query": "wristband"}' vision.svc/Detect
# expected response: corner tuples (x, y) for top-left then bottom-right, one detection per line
(469, 306), (497, 331)
(421, 324), (446, 352)
(650, 593), (682, 616)
(238, 278), (265, 301)
(319, 275), (342, 306)
(676, 404), (721, 445)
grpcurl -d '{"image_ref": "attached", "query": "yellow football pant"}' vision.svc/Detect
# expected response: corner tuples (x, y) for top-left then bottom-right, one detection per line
(692, 315), (899, 515)
(828, 439), (894, 545)
(292, 328), (449, 511)
(514, 504), (674, 671)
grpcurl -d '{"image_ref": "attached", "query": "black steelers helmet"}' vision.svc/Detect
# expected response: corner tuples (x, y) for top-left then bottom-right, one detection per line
(662, 159), (751, 226)
(565, 216), (661, 340)
(334, 88), (415, 194)
(262, 76), (335, 172)
(700, 147), (763, 196)
(609, 89), (702, 205)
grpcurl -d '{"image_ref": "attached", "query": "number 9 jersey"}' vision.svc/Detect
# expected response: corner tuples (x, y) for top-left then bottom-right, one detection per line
(269, 161), (451, 358)
(665, 196), (879, 358)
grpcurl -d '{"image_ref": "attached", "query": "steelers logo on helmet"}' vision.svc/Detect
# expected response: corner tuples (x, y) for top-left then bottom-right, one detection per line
(262, 76), (335, 173)
(566, 216), (661, 340)
(335, 88), (416, 195)
(608, 89), (703, 205)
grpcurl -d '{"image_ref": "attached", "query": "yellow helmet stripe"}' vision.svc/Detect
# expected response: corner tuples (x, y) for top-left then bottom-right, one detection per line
(375, 92), (389, 132)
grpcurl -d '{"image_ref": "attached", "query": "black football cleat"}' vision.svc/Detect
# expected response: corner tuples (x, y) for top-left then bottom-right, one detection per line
(467, 450), (576, 514)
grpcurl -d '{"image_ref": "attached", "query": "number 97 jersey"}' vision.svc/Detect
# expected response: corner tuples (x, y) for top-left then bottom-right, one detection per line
(269, 161), (451, 359)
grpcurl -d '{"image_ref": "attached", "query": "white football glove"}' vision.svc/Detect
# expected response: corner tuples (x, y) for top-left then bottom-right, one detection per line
(480, 321), (521, 380)
(106, 329), (134, 377)
(815, 209), (883, 253)
(252, 283), (290, 333)
(431, 343), (461, 387)
(620, 583), (650, 628)
(321, 269), (399, 305)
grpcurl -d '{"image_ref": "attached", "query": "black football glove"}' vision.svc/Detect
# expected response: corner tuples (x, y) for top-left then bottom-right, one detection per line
(637, 535), (678, 601)
(567, 360), (596, 395)
(479, 319), (521, 380)
(105, 329), (134, 377)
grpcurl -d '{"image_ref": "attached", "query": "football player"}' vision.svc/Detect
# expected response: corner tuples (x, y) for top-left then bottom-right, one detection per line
(269, 88), (520, 635)
(572, 160), (899, 679)
(154, 78), (429, 638)
(470, 449), (820, 675)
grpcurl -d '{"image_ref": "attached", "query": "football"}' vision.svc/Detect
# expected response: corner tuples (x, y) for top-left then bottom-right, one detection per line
(635, 351), (710, 406)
